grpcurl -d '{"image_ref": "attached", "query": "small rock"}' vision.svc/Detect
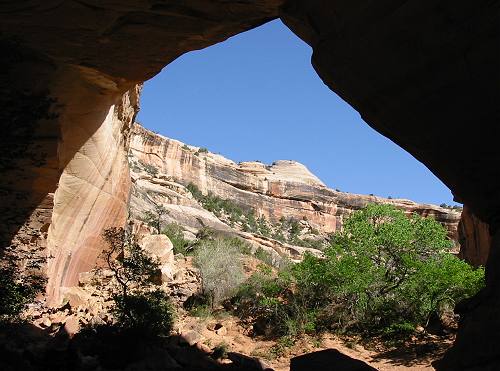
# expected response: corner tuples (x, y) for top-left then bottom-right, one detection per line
(169, 345), (218, 369)
(227, 352), (273, 370)
(78, 271), (94, 286)
(180, 330), (203, 346)
(125, 346), (180, 370)
(41, 317), (52, 328)
(207, 323), (217, 331)
(64, 316), (80, 337)
(28, 309), (42, 319)
(215, 326), (227, 336)
(49, 312), (68, 325)
(60, 286), (92, 308)
(140, 234), (174, 264)
(161, 264), (175, 283)
(196, 342), (212, 354)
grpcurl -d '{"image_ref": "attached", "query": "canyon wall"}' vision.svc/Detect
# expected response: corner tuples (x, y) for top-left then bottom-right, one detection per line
(458, 206), (492, 267)
(45, 83), (140, 305)
(129, 124), (461, 243)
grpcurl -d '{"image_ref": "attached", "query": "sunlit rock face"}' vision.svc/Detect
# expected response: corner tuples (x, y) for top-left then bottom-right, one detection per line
(45, 84), (140, 305)
(458, 206), (491, 267)
(129, 124), (461, 240)
(1, 1), (498, 368)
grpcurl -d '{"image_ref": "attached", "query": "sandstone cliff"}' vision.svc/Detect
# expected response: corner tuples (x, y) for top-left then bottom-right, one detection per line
(45, 85), (140, 305)
(128, 123), (461, 257)
(458, 205), (491, 267)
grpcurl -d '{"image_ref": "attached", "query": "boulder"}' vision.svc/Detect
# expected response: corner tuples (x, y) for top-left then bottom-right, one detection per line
(180, 330), (203, 346)
(140, 234), (174, 265)
(64, 316), (80, 337)
(60, 286), (92, 308)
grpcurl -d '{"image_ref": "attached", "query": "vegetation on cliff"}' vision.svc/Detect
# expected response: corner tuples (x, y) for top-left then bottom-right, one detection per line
(102, 227), (174, 336)
(186, 182), (328, 249)
(232, 204), (484, 340)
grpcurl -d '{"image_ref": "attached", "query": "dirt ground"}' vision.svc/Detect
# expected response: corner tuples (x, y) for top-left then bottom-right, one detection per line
(177, 309), (454, 371)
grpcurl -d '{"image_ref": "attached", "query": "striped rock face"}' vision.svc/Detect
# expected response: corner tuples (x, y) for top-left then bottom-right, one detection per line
(128, 123), (461, 245)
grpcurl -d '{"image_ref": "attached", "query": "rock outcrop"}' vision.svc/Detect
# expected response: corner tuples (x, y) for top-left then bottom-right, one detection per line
(45, 84), (140, 305)
(458, 206), (491, 267)
(129, 123), (461, 250)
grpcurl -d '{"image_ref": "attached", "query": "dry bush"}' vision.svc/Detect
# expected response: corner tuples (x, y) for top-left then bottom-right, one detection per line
(194, 238), (245, 307)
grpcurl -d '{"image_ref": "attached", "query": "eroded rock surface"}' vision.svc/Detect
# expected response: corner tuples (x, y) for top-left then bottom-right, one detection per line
(45, 84), (140, 305)
(458, 206), (491, 267)
(129, 123), (461, 245)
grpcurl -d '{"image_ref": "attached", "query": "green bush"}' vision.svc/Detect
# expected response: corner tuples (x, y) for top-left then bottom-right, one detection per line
(293, 237), (328, 250)
(142, 204), (169, 234)
(223, 236), (252, 255)
(113, 289), (174, 336)
(138, 160), (159, 177)
(0, 244), (46, 322)
(187, 183), (246, 220)
(194, 238), (245, 307)
(0, 266), (45, 321)
(163, 223), (191, 255)
(102, 227), (175, 336)
(232, 265), (302, 337)
(186, 183), (329, 249)
(186, 182), (204, 201)
(233, 204), (485, 339)
(253, 247), (276, 267)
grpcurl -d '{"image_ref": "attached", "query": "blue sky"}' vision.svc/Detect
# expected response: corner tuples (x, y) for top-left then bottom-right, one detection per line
(137, 20), (458, 206)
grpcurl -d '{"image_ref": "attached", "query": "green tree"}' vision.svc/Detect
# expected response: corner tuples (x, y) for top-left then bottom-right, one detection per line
(102, 227), (174, 335)
(234, 204), (485, 339)
(143, 204), (169, 234)
(163, 223), (191, 255)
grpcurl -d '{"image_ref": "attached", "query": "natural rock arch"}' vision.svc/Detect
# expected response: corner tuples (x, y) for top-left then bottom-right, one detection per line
(1, 1), (499, 369)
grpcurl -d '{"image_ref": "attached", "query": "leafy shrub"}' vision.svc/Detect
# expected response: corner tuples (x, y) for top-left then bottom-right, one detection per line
(0, 244), (46, 322)
(186, 183), (328, 249)
(243, 211), (258, 232)
(440, 203), (463, 211)
(163, 223), (191, 255)
(113, 289), (174, 336)
(233, 204), (485, 339)
(138, 160), (159, 177)
(198, 147), (209, 153)
(0, 266), (45, 321)
(223, 236), (252, 255)
(187, 183), (251, 224)
(194, 238), (245, 307)
(102, 227), (175, 336)
(294, 237), (328, 250)
(142, 204), (169, 234)
(212, 342), (229, 359)
(187, 182), (204, 200)
(232, 265), (300, 337)
(254, 247), (275, 266)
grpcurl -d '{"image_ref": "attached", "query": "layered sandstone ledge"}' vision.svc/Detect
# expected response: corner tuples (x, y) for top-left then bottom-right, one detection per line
(128, 123), (461, 245)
